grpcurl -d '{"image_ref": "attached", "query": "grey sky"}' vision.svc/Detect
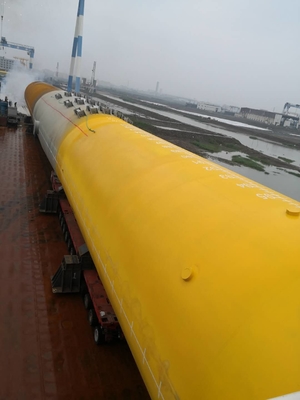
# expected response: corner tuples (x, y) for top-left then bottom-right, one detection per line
(2, 0), (300, 111)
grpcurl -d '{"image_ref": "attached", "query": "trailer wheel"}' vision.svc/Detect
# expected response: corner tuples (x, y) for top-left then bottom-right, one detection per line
(88, 308), (97, 326)
(94, 325), (105, 345)
(80, 281), (88, 296)
(83, 293), (92, 309)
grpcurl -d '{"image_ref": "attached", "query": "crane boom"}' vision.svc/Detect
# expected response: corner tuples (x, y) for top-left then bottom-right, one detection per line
(1, 36), (34, 68)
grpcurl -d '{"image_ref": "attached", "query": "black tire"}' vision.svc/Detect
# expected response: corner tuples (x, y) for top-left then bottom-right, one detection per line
(118, 329), (125, 341)
(80, 280), (88, 296)
(83, 293), (92, 310)
(88, 308), (98, 326)
(94, 325), (105, 345)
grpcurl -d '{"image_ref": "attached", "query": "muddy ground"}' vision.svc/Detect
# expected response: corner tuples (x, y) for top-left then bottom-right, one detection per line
(88, 90), (300, 174)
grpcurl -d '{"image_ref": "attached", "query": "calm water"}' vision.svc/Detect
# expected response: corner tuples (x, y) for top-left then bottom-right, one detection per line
(98, 95), (300, 201)
(211, 152), (300, 201)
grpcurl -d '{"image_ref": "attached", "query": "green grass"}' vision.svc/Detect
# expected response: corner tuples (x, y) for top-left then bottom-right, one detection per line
(133, 120), (155, 132)
(192, 140), (241, 153)
(192, 141), (222, 152)
(286, 171), (300, 178)
(223, 143), (241, 152)
(278, 156), (294, 163)
(232, 155), (265, 171)
(246, 155), (270, 166)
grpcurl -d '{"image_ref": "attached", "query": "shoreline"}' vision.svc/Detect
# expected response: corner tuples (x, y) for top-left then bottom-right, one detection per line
(86, 90), (300, 175)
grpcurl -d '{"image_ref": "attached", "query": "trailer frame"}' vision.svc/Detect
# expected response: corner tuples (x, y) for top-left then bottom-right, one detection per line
(40, 171), (122, 344)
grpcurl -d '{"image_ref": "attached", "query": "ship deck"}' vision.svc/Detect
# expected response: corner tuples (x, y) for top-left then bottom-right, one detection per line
(0, 126), (149, 399)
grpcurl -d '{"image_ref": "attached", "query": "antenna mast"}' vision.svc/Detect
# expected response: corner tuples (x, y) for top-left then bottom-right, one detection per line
(1, 1), (4, 42)
(89, 61), (96, 93)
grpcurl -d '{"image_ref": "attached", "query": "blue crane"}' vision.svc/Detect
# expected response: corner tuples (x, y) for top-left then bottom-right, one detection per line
(1, 36), (34, 69)
(282, 102), (300, 115)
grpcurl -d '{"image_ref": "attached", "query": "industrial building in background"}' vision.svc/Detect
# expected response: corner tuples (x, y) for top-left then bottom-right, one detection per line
(190, 99), (300, 129)
(0, 56), (12, 81)
(0, 56), (14, 71)
(238, 107), (282, 126)
(67, 0), (85, 93)
(237, 105), (300, 128)
(197, 102), (222, 113)
(0, 2), (35, 76)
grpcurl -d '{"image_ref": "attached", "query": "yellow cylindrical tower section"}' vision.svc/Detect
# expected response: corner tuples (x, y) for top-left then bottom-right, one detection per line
(25, 82), (300, 400)
(24, 81), (57, 114)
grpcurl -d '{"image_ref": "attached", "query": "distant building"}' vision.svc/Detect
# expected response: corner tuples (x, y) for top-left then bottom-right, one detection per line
(237, 107), (300, 128)
(197, 102), (221, 112)
(221, 105), (240, 115)
(274, 114), (283, 126)
(238, 107), (282, 126)
(0, 57), (14, 72)
(185, 101), (197, 109)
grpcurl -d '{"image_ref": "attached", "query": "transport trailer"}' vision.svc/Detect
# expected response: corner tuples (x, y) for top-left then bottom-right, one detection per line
(82, 270), (122, 344)
(40, 171), (122, 344)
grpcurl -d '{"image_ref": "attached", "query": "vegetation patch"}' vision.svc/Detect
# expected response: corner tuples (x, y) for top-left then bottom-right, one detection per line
(246, 155), (270, 166)
(132, 120), (156, 133)
(121, 97), (135, 103)
(223, 142), (241, 152)
(286, 170), (300, 178)
(192, 141), (222, 152)
(192, 139), (242, 153)
(278, 156), (294, 163)
(232, 155), (265, 171)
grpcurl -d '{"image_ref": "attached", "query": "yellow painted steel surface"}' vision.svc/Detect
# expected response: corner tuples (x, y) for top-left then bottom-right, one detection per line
(25, 82), (300, 400)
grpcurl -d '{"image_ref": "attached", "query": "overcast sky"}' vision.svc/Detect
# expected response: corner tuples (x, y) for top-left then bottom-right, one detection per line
(1, 0), (300, 111)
